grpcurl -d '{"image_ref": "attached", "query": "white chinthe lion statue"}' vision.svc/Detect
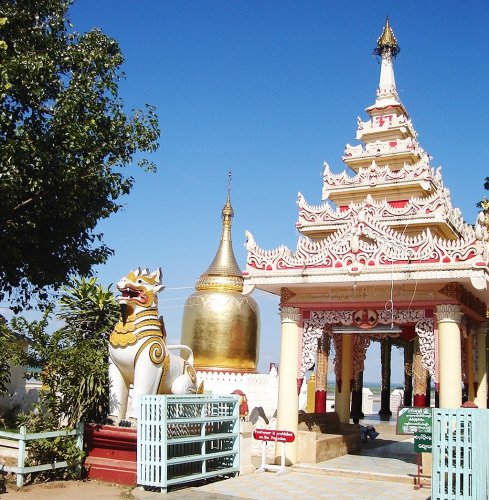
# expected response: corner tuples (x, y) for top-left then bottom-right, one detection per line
(108, 268), (201, 426)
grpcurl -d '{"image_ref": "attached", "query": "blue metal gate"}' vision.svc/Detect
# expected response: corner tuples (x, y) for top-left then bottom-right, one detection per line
(138, 394), (240, 493)
(432, 408), (489, 499)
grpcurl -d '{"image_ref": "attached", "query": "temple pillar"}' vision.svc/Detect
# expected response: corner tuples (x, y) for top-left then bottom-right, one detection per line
(403, 341), (414, 407)
(315, 332), (329, 413)
(276, 307), (300, 465)
(379, 337), (392, 417)
(475, 323), (487, 409)
(306, 374), (316, 413)
(465, 333), (475, 402)
(350, 370), (364, 418)
(413, 337), (428, 407)
(426, 375), (431, 407)
(335, 333), (352, 423)
(435, 305), (463, 408)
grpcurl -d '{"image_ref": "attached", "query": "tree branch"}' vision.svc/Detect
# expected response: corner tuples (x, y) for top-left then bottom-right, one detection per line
(14, 197), (35, 211)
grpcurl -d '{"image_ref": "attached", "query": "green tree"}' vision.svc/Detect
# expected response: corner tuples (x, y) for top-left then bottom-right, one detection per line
(0, 1), (160, 311)
(0, 312), (24, 398)
(0, 320), (16, 396)
(18, 277), (119, 426)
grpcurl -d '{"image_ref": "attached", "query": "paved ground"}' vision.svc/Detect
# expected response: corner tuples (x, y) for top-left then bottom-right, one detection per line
(159, 471), (431, 500)
(2, 416), (432, 499)
(133, 431), (430, 500)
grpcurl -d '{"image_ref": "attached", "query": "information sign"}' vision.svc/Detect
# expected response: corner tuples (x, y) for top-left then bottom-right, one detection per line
(397, 407), (432, 435)
(414, 431), (432, 453)
(253, 429), (295, 443)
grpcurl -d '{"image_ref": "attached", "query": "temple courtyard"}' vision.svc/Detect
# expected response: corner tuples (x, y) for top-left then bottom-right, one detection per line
(3, 421), (431, 500)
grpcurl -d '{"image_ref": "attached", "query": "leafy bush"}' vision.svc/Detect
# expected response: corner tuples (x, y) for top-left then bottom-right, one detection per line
(17, 411), (84, 482)
(10, 275), (119, 482)
(18, 276), (118, 426)
(0, 320), (21, 396)
(0, 327), (12, 396)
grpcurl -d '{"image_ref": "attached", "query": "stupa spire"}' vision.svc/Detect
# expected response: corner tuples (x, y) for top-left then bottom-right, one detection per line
(181, 170), (260, 372)
(373, 18), (401, 106)
(195, 171), (244, 292)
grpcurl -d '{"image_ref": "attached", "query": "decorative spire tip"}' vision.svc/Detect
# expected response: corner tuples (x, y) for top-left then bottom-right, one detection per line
(374, 17), (400, 58)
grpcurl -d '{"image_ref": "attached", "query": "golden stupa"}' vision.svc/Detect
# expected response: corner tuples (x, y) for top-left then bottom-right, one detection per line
(181, 175), (260, 372)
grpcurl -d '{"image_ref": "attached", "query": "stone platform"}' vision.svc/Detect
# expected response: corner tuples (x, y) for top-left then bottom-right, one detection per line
(297, 412), (361, 463)
(84, 424), (137, 485)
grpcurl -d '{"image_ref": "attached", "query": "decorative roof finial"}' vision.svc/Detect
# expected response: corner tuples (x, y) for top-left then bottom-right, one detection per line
(195, 170), (243, 292)
(222, 170), (234, 222)
(374, 17), (400, 58)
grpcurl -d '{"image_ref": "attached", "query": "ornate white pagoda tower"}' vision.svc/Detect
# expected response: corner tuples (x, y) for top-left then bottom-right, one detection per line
(243, 19), (489, 465)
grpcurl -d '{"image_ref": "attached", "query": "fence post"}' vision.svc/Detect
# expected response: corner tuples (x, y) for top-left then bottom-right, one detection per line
(75, 422), (84, 478)
(16, 426), (26, 488)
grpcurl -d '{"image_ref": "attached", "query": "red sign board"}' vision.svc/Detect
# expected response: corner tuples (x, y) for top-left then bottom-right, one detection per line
(253, 429), (295, 443)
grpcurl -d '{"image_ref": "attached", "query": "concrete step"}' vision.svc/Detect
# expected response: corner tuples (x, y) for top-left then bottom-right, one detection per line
(292, 463), (416, 485)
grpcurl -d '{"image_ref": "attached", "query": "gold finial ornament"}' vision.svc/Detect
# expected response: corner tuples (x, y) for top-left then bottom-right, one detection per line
(195, 171), (244, 293)
(181, 174), (260, 372)
(374, 17), (400, 57)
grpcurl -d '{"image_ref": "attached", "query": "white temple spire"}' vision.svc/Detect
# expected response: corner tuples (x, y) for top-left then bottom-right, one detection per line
(373, 18), (401, 107)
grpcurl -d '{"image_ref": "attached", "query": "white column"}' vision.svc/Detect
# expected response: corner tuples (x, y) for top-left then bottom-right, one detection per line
(334, 333), (353, 423)
(379, 49), (397, 96)
(475, 323), (488, 409)
(276, 307), (300, 465)
(435, 305), (463, 408)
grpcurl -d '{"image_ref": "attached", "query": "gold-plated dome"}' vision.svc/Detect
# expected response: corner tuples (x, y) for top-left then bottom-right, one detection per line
(374, 17), (400, 57)
(181, 174), (260, 372)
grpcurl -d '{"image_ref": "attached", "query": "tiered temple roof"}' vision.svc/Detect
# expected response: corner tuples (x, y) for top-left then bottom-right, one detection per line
(243, 19), (489, 316)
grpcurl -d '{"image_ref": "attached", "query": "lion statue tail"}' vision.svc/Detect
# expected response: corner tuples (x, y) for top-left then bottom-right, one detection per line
(167, 344), (195, 366)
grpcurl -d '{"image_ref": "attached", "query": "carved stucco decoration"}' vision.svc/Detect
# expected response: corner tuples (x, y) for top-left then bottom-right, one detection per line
(435, 304), (463, 324)
(352, 309), (379, 329)
(438, 283), (487, 319)
(357, 114), (415, 138)
(299, 308), (422, 377)
(280, 306), (300, 323)
(331, 332), (342, 383)
(353, 334), (371, 379)
(415, 318), (436, 383)
(246, 206), (488, 275)
(297, 185), (467, 237)
(342, 137), (422, 162)
(280, 287), (296, 303)
(321, 156), (434, 200)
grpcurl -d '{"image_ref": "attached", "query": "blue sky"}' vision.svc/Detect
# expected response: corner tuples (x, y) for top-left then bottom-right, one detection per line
(16, 1), (489, 383)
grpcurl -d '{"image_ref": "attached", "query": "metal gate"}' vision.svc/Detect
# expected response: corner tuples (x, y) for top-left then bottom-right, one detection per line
(137, 394), (239, 493)
(432, 408), (489, 499)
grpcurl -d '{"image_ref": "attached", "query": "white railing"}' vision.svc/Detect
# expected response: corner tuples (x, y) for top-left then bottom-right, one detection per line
(432, 409), (489, 499)
(138, 395), (240, 494)
(0, 422), (84, 487)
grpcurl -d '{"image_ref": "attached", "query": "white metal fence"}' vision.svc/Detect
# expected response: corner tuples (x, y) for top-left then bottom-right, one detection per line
(138, 394), (239, 494)
(432, 409), (489, 499)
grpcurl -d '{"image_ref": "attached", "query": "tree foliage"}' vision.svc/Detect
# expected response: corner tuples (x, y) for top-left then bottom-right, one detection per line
(0, 319), (20, 396)
(17, 276), (119, 427)
(0, 0), (160, 311)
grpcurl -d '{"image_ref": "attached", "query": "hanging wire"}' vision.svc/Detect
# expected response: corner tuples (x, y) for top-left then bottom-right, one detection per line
(385, 219), (412, 328)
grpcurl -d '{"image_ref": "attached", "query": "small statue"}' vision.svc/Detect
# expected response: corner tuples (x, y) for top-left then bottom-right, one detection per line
(108, 268), (200, 426)
(232, 389), (249, 421)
